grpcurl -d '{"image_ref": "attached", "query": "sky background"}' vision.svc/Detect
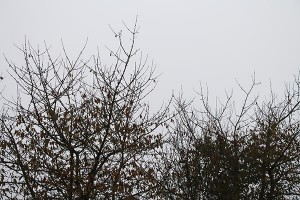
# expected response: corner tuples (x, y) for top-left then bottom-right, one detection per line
(1, 0), (300, 109)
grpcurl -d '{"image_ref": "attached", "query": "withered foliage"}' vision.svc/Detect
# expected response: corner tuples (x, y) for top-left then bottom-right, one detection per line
(0, 21), (170, 199)
(2, 20), (300, 200)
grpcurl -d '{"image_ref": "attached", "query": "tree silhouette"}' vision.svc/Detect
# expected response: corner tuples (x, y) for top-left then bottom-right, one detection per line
(0, 20), (170, 199)
(159, 76), (300, 199)
(2, 19), (300, 200)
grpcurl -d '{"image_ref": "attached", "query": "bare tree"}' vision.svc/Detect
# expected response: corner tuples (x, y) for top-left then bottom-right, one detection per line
(160, 75), (300, 199)
(0, 20), (170, 199)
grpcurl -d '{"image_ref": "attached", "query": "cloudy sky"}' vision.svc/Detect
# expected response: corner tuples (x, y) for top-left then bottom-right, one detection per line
(1, 0), (300, 108)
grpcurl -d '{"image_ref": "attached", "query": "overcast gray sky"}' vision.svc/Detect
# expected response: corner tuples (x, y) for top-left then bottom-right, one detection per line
(1, 0), (300, 107)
